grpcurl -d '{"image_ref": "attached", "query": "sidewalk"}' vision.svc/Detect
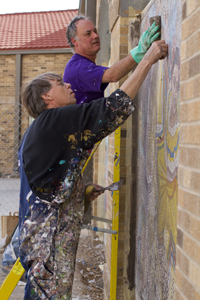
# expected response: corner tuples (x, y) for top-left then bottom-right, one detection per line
(0, 229), (105, 300)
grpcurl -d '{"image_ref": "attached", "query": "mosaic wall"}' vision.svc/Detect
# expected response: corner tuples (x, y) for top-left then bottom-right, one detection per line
(135, 0), (182, 299)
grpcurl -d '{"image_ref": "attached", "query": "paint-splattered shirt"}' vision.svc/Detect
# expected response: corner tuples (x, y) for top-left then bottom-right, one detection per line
(63, 53), (109, 104)
(19, 89), (136, 299)
(23, 89), (135, 203)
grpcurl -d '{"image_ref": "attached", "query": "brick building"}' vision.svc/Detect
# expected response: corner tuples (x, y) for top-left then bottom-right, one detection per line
(0, 9), (77, 177)
(0, 2), (200, 299)
(80, 0), (200, 299)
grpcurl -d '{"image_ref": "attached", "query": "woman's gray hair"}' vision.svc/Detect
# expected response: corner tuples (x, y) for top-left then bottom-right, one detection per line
(66, 15), (90, 49)
(21, 73), (63, 119)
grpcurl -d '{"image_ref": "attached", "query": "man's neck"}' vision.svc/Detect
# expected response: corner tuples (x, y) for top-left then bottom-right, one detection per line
(74, 51), (96, 63)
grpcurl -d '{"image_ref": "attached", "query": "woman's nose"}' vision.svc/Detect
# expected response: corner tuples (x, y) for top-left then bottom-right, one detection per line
(65, 83), (71, 89)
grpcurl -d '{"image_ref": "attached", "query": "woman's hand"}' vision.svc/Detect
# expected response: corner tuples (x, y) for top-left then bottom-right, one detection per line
(85, 183), (104, 202)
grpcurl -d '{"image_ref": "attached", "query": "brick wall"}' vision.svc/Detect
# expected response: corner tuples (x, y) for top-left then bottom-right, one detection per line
(0, 55), (16, 175)
(21, 53), (71, 83)
(0, 52), (72, 177)
(93, 7), (130, 297)
(95, 1), (200, 299)
(107, 15), (130, 300)
(0, 55), (16, 104)
(21, 53), (72, 134)
(176, 1), (200, 299)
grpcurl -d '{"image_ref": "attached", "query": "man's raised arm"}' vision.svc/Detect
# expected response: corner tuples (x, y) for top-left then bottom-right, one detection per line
(102, 22), (161, 83)
(120, 40), (168, 99)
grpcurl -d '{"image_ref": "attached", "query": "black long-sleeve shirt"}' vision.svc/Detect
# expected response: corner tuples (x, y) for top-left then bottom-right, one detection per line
(23, 89), (135, 202)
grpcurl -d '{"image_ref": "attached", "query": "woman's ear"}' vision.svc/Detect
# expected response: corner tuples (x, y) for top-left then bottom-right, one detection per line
(41, 92), (54, 104)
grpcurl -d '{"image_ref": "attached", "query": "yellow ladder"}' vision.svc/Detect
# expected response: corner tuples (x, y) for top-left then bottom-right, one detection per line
(0, 257), (25, 299)
(110, 127), (120, 300)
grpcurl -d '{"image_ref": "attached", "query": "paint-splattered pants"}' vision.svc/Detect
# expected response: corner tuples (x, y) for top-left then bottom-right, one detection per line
(20, 177), (85, 300)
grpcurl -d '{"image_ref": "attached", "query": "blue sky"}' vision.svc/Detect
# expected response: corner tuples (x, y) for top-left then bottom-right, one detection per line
(0, 0), (79, 14)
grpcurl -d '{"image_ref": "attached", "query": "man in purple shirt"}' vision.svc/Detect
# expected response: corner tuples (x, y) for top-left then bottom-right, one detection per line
(63, 15), (160, 104)
(63, 53), (108, 104)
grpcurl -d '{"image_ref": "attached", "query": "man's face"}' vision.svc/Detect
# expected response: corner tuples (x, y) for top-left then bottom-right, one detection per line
(74, 19), (100, 56)
(48, 80), (76, 107)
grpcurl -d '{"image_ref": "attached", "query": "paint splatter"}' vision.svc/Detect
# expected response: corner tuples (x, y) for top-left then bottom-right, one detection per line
(59, 160), (66, 165)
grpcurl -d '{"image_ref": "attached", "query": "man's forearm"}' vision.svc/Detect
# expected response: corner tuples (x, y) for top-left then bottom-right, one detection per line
(102, 54), (137, 83)
(101, 22), (160, 84)
(119, 40), (168, 100)
(120, 58), (152, 100)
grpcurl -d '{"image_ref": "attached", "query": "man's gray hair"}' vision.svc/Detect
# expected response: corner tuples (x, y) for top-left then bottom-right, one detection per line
(66, 15), (90, 49)
(21, 73), (63, 119)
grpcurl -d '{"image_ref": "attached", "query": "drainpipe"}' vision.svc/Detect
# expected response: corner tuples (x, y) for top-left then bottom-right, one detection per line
(13, 54), (22, 173)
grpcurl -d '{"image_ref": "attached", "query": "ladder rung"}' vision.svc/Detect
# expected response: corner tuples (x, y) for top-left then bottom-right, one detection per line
(90, 215), (112, 224)
(82, 224), (117, 235)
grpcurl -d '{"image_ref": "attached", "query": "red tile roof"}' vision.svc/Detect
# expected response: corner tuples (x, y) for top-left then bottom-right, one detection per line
(0, 10), (78, 51)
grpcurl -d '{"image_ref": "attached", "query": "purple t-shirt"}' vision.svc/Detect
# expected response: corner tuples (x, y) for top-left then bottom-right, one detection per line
(63, 53), (109, 104)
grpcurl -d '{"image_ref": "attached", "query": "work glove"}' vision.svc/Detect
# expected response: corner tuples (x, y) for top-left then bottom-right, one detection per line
(130, 22), (160, 64)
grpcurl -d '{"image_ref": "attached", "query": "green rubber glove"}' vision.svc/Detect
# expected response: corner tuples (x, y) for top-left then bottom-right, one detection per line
(130, 22), (160, 64)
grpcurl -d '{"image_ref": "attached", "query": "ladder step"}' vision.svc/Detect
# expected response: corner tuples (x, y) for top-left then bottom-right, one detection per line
(82, 224), (117, 235)
(90, 215), (112, 224)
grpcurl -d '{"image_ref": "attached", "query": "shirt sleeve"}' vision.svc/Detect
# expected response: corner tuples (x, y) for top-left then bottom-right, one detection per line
(58, 89), (136, 150)
(81, 89), (136, 148)
(78, 60), (108, 93)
